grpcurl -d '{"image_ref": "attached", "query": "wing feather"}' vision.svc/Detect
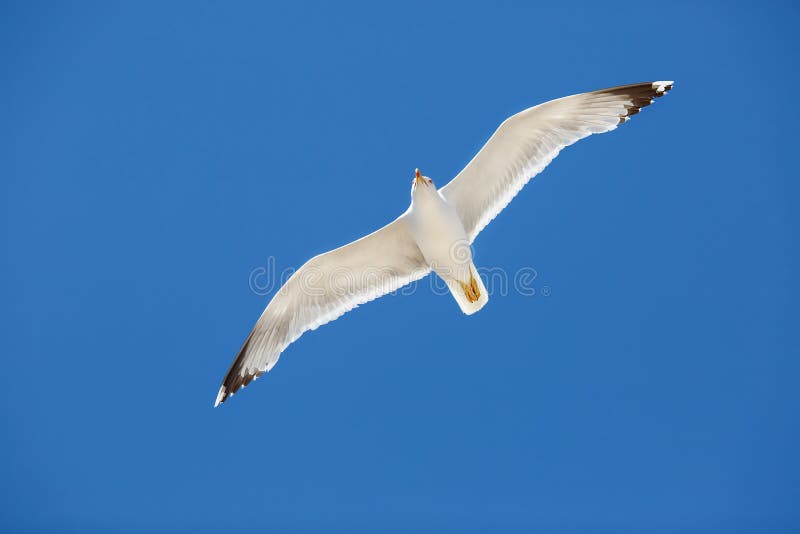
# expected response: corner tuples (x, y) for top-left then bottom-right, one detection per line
(215, 215), (429, 406)
(440, 81), (674, 242)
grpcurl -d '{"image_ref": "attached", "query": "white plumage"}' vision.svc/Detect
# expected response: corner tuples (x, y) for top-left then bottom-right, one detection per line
(215, 81), (674, 406)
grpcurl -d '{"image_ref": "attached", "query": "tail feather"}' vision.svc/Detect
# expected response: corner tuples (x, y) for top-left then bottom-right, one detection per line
(445, 264), (488, 315)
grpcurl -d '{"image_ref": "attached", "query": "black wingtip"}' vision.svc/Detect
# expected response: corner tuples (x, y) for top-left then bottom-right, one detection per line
(214, 331), (263, 407)
(599, 81), (674, 125)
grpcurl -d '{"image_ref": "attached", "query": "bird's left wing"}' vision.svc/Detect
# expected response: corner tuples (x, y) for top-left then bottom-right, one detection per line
(215, 214), (429, 406)
(440, 81), (674, 242)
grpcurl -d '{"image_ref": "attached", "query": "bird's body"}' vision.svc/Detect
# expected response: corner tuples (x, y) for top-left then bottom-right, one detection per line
(407, 171), (488, 314)
(215, 81), (674, 406)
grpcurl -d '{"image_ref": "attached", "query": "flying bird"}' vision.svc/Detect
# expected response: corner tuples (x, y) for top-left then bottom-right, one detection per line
(215, 81), (674, 406)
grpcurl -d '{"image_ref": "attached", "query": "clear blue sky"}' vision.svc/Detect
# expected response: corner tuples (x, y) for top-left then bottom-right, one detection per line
(2, 2), (798, 532)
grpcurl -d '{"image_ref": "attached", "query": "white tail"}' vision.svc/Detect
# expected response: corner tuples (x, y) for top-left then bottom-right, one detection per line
(445, 264), (489, 315)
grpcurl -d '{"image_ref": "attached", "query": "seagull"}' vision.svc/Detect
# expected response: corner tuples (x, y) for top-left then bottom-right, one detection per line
(215, 81), (674, 406)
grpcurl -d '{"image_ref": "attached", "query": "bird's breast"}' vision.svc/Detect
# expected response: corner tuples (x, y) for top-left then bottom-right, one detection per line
(408, 193), (470, 271)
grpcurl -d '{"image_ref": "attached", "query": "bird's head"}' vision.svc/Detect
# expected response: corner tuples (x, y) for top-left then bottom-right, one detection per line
(411, 168), (434, 196)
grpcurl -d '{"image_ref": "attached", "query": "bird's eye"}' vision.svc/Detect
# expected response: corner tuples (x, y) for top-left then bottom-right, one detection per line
(427, 179), (433, 185)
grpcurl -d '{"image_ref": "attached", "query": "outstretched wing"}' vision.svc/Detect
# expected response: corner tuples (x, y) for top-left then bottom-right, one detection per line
(215, 215), (429, 406)
(440, 81), (674, 242)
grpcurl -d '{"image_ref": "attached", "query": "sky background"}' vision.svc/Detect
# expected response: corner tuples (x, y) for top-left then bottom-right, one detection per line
(2, 1), (798, 532)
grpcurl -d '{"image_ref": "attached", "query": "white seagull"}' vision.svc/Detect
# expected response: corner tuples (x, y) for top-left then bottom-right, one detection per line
(215, 81), (674, 406)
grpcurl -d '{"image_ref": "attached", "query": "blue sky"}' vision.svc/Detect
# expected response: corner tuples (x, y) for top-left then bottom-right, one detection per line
(2, 1), (798, 532)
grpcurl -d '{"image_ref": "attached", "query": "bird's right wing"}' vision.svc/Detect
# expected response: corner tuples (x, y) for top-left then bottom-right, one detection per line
(215, 214), (429, 406)
(440, 81), (674, 242)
